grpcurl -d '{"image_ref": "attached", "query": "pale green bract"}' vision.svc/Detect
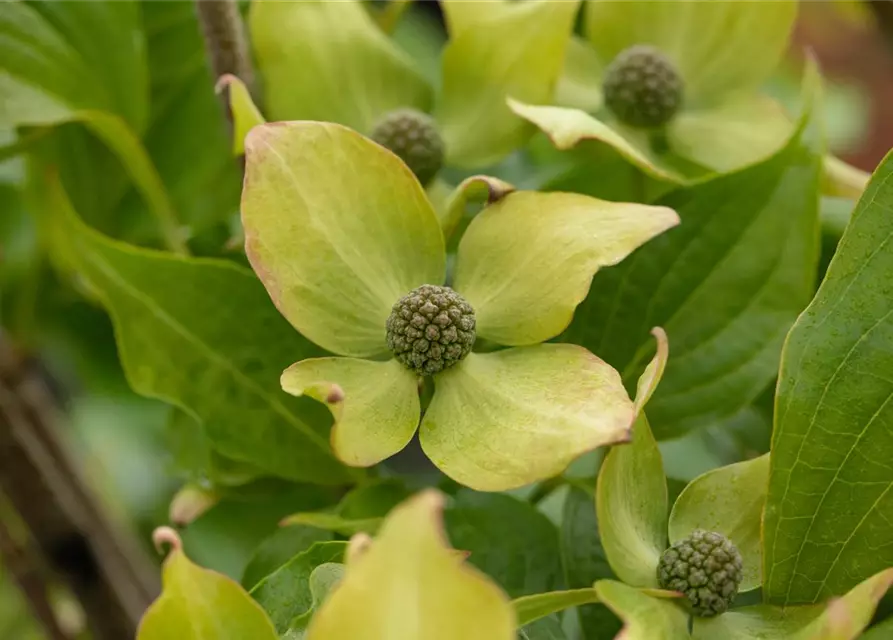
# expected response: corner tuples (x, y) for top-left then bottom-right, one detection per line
(241, 121), (678, 492)
(510, 0), (864, 197)
(248, 0), (578, 170)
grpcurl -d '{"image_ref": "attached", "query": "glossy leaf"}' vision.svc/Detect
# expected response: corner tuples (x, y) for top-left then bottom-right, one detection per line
(242, 122), (445, 357)
(669, 455), (769, 592)
(561, 486), (623, 638)
(0, 0), (147, 130)
(437, 0), (579, 167)
(563, 86), (822, 440)
(306, 491), (515, 640)
(453, 190), (678, 346)
(694, 568), (893, 640)
(242, 526), (334, 591)
(596, 335), (670, 588)
(444, 491), (563, 598)
(50, 178), (352, 484)
(249, 0), (431, 129)
(583, 0), (798, 105)
(513, 589), (600, 627)
(281, 357), (420, 467)
(137, 534), (278, 640)
(421, 345), (634, 491)
(593, 581), (689, 640)
(218, 74), (265, 156)
(250, 541), (347, 635)
(764, 150), (893, 604)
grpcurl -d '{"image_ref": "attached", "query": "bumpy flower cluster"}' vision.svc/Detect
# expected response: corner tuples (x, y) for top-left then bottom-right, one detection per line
(386, 285), (476, 376)
(657, 529), (743, 617)
(370, 108), (445, 186)
(603, 45), (683, 129)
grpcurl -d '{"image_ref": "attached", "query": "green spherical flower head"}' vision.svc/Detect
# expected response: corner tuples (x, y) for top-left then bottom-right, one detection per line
(386, 285), (475, 376)
(603, 45), (683, 129)
(370, 108), (445, 186)
(657, 529), (743, 617)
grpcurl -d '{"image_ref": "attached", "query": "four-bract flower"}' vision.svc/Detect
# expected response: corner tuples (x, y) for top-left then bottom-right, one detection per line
(248, 0), (580, 180)
(241, 120), (679, 492)
(509, 0), (866, 196)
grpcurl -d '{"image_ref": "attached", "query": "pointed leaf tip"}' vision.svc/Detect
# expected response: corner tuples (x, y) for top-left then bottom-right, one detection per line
(152, 526), (182, 557)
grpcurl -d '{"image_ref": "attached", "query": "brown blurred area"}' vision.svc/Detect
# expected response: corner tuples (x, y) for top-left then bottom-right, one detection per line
(792, 0), (893, 171)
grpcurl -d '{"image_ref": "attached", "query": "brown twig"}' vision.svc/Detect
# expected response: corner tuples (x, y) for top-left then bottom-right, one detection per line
(0, 507), (69, 640)
(0, 335), (159, 639)
(194, 0), (256, 122)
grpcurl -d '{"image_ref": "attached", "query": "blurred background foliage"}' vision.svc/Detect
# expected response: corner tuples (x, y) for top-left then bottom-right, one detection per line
(2, 1), (893, 637)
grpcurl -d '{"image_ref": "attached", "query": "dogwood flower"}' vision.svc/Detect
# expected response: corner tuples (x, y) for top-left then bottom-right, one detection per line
(240, 120), (679, 491)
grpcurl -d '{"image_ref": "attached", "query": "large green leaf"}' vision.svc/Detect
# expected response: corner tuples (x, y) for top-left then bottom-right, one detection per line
(1, 0), (147, 130)
(241, 526), (334, 591)
(137, 533), (278, 640)
(563, 91), (822, 440)
(443, 491), (564, 599)
(764, 149), (893, 605)
(306, 491), (515, 640)
(436, 0), (579, 167)
(561, 486), (623, 638)
(249, 541), (348, 635)
(241, 121), (445, 358)
(49, 177), (354, 484)
(249, 0), (431, 130)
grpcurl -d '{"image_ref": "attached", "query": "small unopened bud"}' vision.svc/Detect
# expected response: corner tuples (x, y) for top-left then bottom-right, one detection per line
(370, 108), (445, 186)
(603, 45), (683, 129)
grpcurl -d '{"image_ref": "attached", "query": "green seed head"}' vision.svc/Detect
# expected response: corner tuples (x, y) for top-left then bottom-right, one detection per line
(657, 529), (743, 617)
(370, 108), (445, 186)
(603, 45), (683, 129)
(386, 285), (475, 376)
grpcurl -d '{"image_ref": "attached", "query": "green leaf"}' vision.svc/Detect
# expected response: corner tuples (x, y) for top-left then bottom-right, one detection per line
(249, 0), (431, 129)
(444, 491), (563, 598)
(241, 526), (334, 591)
(137, 534), (278, 640)
(1, 0), (147, 130)
(583, 0), (797, 105)
(241, 121), (445, 357)
(513, 589), (600, 627)
(181, 487), (336, 580)
(518, 616), (568, 640)
(563, 84), (822, 440)
(287, 563), (347, 638)
(306, 491), (516, 640)
(668, 455), (769, 592)
(597, 412), (667, 589)
(421, 345), (634, 491)
(436, 0), (579, 167)
(218, 74), (265, 156)
(693, 568), (893, 640)
(139, 0), (242, 232)
(596, 334), (670, 588)
(440, 174), (514, 241)
(764, 149), (893, 605)
(281, 357), (420, 467)
(593, 580), (690, 640)
(508, 100), (686, 183)
(862, 618), (893, 640)
(250, 541), (348, 635)
(453, 190), (678, 346)
(561, 486), (623, 638)
(49, 177), (354, 484)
